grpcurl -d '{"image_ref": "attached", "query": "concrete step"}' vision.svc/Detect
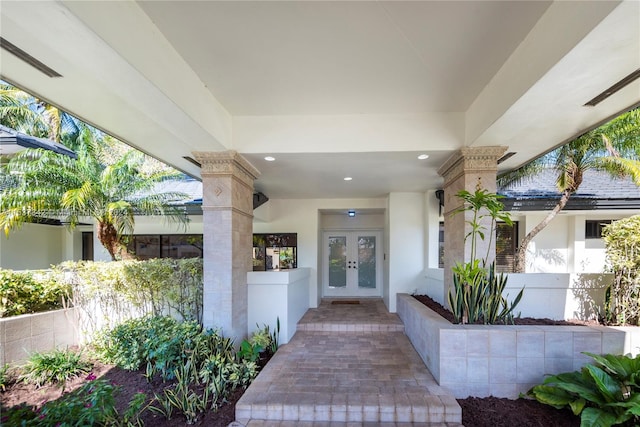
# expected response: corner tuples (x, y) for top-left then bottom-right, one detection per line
(235, 392), (461, 424)
(297, 322), (405, 333)
(234, 421), (464, 426)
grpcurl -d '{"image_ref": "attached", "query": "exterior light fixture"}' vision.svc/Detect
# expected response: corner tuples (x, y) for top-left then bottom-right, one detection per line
(344, 177), (353, 181)
(264, 156), (276, 161)
(418, 154), (429, 160)
(348, 210), (356, 217)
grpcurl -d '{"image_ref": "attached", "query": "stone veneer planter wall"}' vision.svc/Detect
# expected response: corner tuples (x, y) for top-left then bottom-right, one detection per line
(0, 308), (79, 365)
(397, 293), (640, 399)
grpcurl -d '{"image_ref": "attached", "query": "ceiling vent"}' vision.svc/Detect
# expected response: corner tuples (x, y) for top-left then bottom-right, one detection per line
(182, 156), (201, 167)
(584, 68), (640, 107)
(0, 37), (62, 78)
(497, 152), (516, 164)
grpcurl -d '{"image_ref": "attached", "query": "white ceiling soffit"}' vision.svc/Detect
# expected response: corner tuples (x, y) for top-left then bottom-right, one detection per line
(0, 1), (637, 199)
(0, 0), (231, 177)
(475, 0), (640, 172)
(244, 151), (452, 199)
(136, 0), (551, 115)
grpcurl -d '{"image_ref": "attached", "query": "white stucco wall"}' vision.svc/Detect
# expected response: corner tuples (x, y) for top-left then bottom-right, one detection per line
(0, 223), (66, 270)
(386, 192), (426, 312)
(512, 211), (635, 274)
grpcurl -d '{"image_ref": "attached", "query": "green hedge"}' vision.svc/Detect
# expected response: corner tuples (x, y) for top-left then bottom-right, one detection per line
(57, 258), (203, 324)
(0, 270), (70, 317)
(603, 215), (640, 325)
(1, 258), (203, 326)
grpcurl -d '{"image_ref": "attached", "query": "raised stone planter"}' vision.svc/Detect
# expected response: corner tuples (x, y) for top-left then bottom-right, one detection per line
(397, 293), (640, 399)
(0, 308), (79, 365)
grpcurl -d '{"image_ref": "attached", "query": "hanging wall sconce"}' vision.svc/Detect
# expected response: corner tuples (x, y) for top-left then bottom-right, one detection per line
(435, 190), (445, 216)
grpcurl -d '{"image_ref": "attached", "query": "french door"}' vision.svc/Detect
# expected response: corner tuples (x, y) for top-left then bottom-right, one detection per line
(323, 231), (383, 297)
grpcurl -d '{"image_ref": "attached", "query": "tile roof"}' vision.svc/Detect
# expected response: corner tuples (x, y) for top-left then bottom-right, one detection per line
(499, 169), (640, 211)
(150, 177), (202, 204)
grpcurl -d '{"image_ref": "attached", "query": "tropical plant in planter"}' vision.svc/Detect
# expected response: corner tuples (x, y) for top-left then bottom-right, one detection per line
(447, 183), (524, 324)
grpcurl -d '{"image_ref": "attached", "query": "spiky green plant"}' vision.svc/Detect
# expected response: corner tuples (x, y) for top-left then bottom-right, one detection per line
(20, 349), (92, 388)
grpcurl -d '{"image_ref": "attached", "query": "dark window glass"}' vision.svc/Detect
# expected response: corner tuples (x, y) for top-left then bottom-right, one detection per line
(253, 233), (297, 271)
(126, 234), (204, 259)
(82, 232), (94, 261)
(585, 220), (612, 239)
(438, 222), (518, 272)
(495, 222), (518, 273)
(438, 222), (444, 268)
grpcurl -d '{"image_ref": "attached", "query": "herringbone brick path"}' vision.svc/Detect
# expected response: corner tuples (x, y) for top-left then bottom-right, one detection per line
(234, 299), (462, 426)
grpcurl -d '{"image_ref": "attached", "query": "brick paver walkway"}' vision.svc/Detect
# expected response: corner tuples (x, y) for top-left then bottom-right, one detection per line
(235, 299), (463, 426)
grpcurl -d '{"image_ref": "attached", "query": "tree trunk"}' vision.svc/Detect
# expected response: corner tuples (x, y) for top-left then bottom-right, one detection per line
(514, 190), (573, 272)
(96, 221), (120, 261)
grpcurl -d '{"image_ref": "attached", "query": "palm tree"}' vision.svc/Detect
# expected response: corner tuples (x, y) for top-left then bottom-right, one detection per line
(0, 83), (189, 260)
(0, 82), (78, 142)
(499, 108), (640, 272)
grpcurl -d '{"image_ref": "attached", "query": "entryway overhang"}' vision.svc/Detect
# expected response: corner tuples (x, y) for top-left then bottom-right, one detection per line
(1, 1), (638, 196)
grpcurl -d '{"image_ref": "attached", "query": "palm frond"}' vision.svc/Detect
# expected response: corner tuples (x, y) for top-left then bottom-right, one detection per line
(599, 157), (640, 185)
(497, 157), (546, 188)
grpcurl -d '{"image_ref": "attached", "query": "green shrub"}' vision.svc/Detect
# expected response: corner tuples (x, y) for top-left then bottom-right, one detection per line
(95, 316), (201, 379)
(527, 352), (640, 427)
(56, 258), (203, 330)
(0, 269), (70, 317)
(97, 315), (262, 423)
(21, 349), (92, 388)
(602, 215), (640, 325)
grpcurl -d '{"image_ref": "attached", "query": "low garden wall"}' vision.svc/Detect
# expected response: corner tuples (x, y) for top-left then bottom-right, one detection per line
(0, 308), (79, 365)
(397, 293), (640, 399)
(420, 268), (612, 321)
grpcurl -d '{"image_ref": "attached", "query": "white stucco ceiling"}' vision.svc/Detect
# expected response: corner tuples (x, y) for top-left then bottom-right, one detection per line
(1, 0), (639, 199)
(136, 0), (551, 115)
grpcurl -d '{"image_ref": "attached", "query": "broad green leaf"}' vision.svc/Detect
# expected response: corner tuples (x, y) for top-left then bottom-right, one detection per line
(529, 385), (574, 409)
(584, 365), (620, 403)
(580, 407), (617, 427)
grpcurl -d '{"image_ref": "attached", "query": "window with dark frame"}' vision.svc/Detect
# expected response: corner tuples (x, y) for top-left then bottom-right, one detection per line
(252, 233), (297, 271)
(585, 220), (612, 239)
(81, 232), (94, 261)
(438, 221), (518, 272)
(125, 234), (204, 259)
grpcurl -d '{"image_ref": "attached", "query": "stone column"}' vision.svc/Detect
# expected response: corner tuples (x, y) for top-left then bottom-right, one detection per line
(193, 150), (260, 341)
(437, 146), (507, 289)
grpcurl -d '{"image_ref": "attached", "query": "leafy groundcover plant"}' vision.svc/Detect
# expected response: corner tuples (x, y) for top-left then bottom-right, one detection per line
(21, 349), (92, 390)
(96, 315), (277, 424)
(1, 374), (146, 427)
(527, 352), (640, 427)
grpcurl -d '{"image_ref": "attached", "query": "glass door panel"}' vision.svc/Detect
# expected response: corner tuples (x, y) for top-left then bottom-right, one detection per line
(328, 236), (347, 288)
(357, 236), (376, 289)
(323, 231), (382, 296)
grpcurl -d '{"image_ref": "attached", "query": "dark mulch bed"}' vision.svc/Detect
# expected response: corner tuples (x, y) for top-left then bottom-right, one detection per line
(459, 396), (580, 427)
(413, 294), (599, 326)
(1, 352), (273, 427)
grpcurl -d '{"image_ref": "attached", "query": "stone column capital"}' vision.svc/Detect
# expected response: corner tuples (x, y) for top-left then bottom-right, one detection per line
(437, 146), (507, 186)
(193, 150), (261, 186)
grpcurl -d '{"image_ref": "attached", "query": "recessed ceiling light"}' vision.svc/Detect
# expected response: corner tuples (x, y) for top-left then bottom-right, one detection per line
(344, 177), (353, 181)
(418, 154), (429, 160)
(264, 156), (276, 161)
